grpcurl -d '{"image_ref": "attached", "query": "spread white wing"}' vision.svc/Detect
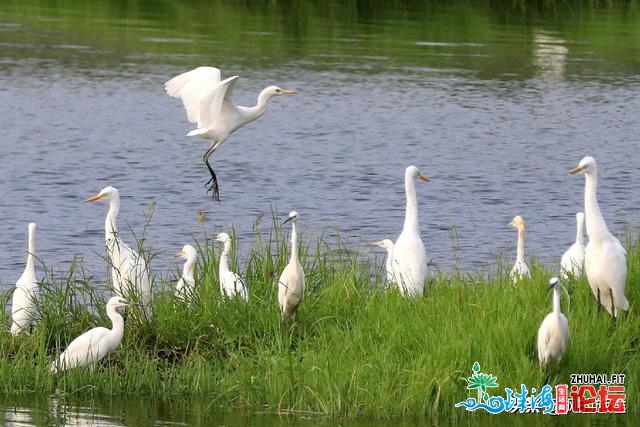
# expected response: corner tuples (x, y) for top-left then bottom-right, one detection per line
(164, 66), (222, 124)
(197, 76), (239, 129)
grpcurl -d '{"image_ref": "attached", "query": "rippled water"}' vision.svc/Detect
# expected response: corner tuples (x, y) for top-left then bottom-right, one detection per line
(2, 393), (637, 427)
(0, 3), (639, 291)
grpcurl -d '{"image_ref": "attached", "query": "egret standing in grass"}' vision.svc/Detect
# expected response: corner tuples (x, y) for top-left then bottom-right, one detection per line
(570, 156), (628, 318)
(278, 211), (304, 321)
(164, 66), (297, 201)
(508, 215), (531, 283)
(11, 223), (38, 335)
(560, 212), (586, 280)
(370, 239), (397, 285)
(216, 232), (249, 301)
(393, 166), (429, 297)
(175, 244), (197, 301)
(85, 186), (152, 318)
(51, 297), (134, 373)
(537, 277), (569, 371)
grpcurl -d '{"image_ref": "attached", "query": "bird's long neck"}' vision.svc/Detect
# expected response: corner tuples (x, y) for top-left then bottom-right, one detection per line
(289, 222), (299, 265)
(516, 226), (526, 262)
(402, 172), (420, 235)
(576, 216), (586, 245)
(583, 171), (609, 240)
(552, 287), (561, 315)
(26, 226), (36, 271)
(105, 197), (120, 245)
(385, 245), (394, 259)
(107, 305), (125, 342)
(183, 255), (196, 281)
(238, 90), (272, 123)
(220, 241), (231, 273)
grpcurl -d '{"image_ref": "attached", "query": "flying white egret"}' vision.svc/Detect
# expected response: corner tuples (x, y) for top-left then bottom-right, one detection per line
(164, 66), (297, 201)
(537, 277), (569, 371)
(175, 244), (197, 301)
(508, 215), (531, 283)
(51, 296), (133, 373)
(85, 186), (152, 318)
(393, 166), (429, 297)
(560, 212), (586, 280)
(11, 222), (38, 335)
(370, 239), (397, 285)
(216, 232), (249, 301)
(570, 156), (629, 318)
(278, 211), (305, 321)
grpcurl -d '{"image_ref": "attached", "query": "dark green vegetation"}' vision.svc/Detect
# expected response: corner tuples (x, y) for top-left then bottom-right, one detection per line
(0, 221), (639, 419)
(3, 0), (640, 79)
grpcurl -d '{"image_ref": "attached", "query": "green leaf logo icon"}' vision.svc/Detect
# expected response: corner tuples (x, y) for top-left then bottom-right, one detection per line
(466, 362), (499, 403)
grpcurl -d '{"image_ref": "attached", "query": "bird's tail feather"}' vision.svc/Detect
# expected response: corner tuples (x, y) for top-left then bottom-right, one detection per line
(187, 128), (209, 137)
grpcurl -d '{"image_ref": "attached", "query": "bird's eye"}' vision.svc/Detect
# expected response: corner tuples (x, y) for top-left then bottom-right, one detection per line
(275, 88), (282, 93)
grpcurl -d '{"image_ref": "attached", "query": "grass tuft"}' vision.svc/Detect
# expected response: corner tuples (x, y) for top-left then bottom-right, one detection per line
(1, 214), (639, 418)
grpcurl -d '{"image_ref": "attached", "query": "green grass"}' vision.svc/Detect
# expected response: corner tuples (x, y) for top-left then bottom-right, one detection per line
(0, 222), (639, 420)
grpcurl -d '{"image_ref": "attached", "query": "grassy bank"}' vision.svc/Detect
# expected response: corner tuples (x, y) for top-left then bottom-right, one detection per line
(0, 223), (638, 419)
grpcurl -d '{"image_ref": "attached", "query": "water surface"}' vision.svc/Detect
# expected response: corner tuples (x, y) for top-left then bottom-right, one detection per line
(0, 2), (639, 292)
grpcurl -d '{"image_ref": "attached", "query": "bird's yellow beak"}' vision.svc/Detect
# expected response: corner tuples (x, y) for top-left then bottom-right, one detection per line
(418, 173), (430, 182)
(569, 166), (584, 175)
(369, 241), (383, 247)
(176, 251), (185, 258)
(280, 88), (297, 95)
(84, 193), (104, 203)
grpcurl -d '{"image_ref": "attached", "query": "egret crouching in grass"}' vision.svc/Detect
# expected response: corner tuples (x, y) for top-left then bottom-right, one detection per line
(164, 66), (297, 201)
(370, 239), (397, 285)
(508, 215), (530, 283)
(11, 223), (38, 335)
(278, 211), (304, 321)
(393, 166), (429, 297)
(216, 233), (248, 301)
(570, 156), (628, 318)
(560, 212), (585, 280)
(537, 277), (569, 371)
(175, 244), (197, 301)
(85, 186), (152, 319)
(51, 297), (134, 373)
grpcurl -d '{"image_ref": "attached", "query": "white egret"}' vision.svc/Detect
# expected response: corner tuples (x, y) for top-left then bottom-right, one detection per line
(175, 244), (197, 301)
(393, 166), (429, 297)
(11, 222), (38, 335)
(51, 296), (133, 373)
(165, 66), (297, 201)
(278, 211), (305, 321)
(508, 215), (531, 283)
(570, 156), (629, 318)
(370, 239), (397, 285)
(560, 212), (586, 280)
(216, 232), (249, 301)
(85, 186), (152, 318)
(537, 277), (569, 371)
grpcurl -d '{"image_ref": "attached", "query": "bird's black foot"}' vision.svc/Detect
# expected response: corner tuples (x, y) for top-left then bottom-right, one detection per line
(204, 161), (220, 202)
(205, 177), (220, 201)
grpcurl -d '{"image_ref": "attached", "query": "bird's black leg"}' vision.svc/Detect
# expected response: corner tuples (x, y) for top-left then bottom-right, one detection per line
(202, 142), (222, 201)
(610, 289), (617, 325)
(205, 159), (220, 202)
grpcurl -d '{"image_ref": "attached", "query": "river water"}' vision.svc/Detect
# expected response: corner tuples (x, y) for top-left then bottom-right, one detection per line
(0, 1), (639, 424)
(1, 2), (640, 286)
